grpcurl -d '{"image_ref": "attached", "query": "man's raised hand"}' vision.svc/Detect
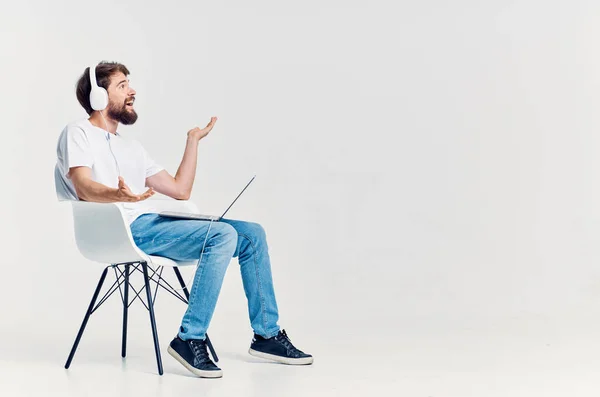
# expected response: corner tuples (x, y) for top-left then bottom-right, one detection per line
(187, 117), (218, 142)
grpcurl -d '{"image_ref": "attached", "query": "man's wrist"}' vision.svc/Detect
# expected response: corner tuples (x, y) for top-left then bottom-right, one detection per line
(111, 187), (121, 201)
(186, 135), (200, 146)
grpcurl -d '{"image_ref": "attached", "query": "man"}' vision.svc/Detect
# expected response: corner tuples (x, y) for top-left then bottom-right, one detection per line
(55, 61), (312, 378)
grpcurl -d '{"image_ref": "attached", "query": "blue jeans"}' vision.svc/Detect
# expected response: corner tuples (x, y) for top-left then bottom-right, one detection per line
(130, 214), (281, 340)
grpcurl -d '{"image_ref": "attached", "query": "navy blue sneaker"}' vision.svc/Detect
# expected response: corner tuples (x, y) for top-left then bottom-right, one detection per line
(249, 329), (313, 365)
(167, 336), (223, 378)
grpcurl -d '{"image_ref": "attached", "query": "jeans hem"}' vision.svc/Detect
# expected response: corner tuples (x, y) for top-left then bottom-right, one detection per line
(178, 331), (206, 342)
(256, 327), (281, 339)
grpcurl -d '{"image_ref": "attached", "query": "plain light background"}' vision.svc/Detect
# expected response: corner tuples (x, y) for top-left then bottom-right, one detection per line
(2, 0), (600, 395)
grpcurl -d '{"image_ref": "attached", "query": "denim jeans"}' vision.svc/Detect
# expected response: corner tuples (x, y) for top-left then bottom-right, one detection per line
(130, 214), (281, 340)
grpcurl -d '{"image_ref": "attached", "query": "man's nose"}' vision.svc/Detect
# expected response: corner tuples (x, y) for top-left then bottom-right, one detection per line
(129, 87), (136, 96)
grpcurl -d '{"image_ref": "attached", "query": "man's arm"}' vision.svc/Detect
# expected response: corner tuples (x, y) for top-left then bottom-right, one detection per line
(69, 167), (155, 203)
(146, 117), (217, 200)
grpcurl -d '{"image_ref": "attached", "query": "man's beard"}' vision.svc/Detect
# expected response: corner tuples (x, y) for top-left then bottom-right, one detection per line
(107, 101), (138, 125)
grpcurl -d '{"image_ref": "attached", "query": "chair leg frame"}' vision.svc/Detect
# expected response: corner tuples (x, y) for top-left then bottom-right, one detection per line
(64, 261), (218, 374)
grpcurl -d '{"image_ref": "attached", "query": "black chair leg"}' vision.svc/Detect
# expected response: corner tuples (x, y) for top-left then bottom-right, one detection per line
(143, 262), (163, 375)
(173, 267), (190, 301)
(172, 267), (219, 363)
(121, 264), (130, 358)
(204, 335), (219, 363)
(65, 267), (109, 369)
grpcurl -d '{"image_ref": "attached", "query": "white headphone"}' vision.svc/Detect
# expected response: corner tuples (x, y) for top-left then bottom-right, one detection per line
(89, 64), (108, 111)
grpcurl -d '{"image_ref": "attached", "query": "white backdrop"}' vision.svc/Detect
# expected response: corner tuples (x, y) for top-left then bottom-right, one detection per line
(2, 0), (600, 395)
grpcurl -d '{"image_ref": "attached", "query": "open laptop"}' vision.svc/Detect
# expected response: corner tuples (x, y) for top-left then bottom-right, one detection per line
(159, 175), (256, 221)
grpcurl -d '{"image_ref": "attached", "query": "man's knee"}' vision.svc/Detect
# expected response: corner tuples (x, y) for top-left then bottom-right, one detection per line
(244, 222), (266, 241)
(208, 222), (238, 253)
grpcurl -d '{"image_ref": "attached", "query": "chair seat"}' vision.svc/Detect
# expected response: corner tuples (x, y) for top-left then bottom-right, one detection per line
(148, 256), (198, 268)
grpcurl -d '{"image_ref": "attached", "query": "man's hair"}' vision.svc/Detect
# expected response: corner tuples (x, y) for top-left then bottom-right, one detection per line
(76, 61), (130, 115)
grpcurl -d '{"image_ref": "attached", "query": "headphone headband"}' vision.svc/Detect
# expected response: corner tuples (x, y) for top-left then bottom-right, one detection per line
(89, 65), (98, 88)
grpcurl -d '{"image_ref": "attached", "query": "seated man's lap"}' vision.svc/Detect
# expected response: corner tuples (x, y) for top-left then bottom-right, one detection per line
(130, 213), (233, 260)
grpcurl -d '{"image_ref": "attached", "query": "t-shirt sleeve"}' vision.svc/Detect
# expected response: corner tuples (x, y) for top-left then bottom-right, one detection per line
(141, 145), (164, 178)
(56, 125), (94, 179)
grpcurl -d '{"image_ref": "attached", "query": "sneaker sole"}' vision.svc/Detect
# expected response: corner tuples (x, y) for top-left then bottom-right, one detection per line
(167, 346), (223, 378)
(248, 348), (314, 365)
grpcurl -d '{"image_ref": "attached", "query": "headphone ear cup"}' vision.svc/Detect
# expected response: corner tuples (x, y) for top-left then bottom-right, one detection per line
(90, 86), (108, 111)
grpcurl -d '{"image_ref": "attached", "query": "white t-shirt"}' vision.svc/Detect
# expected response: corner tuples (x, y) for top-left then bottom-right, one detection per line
(55, 118), (164, 224)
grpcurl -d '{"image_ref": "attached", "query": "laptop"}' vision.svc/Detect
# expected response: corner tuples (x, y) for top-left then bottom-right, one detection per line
(159, 175), (256, 221)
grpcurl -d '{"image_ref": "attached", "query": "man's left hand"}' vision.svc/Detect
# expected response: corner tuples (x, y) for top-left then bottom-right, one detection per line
(188, 117), (218, 141)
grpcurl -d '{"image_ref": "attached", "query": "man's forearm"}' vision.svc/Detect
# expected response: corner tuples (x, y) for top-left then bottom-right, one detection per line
(75, 179), (120, 203)
(173, 136), (200, 199)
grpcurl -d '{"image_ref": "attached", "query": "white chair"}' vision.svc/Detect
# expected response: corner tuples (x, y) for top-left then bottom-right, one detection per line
(62, 198), (219, 375)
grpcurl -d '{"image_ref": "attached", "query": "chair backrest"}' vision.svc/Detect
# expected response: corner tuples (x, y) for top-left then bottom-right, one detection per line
(55, 164), (78, 201)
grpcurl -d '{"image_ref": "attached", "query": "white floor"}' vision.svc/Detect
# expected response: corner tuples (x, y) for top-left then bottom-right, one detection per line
(2, 315), (600, 397)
